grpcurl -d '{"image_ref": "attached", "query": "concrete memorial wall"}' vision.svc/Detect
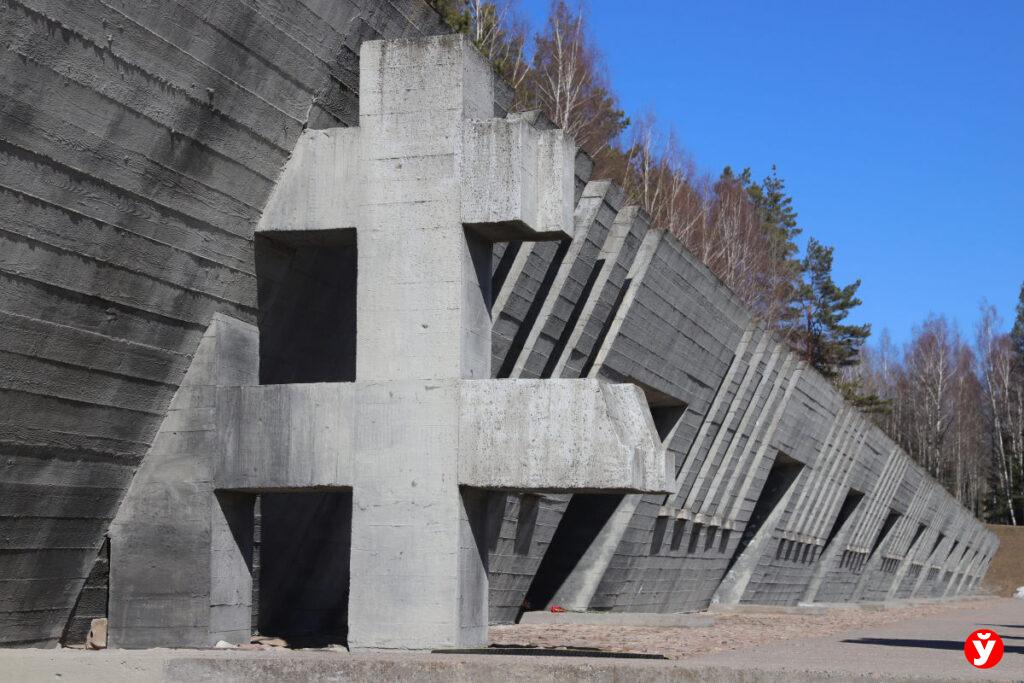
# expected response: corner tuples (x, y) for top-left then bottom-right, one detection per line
(0, 0), (996, 652)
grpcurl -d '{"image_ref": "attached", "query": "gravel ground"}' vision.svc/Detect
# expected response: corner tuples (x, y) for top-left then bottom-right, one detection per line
(489, 599), (1004, 660)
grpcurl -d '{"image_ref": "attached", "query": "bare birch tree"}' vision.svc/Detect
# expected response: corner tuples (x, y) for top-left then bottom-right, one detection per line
(977, 305), (1023, 524)
(524, 1), (628, 156)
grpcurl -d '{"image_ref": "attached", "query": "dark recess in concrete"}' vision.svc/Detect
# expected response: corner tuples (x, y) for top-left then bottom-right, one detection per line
(824, 490), (865, 550)
(522, 493), (624, 614)
(727, 454), (803, 573)
(257, 491), (352, 648)
(256, 234), (357, 385)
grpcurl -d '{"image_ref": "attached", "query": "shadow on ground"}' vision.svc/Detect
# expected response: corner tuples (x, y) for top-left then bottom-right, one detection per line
(841, 637), (1024, 655)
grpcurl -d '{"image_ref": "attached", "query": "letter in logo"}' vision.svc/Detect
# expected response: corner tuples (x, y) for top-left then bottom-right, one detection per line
(964, 629), (1004, 669)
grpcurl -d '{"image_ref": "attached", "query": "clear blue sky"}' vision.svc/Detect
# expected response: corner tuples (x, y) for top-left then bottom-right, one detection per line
(516, 0), (1024, 346)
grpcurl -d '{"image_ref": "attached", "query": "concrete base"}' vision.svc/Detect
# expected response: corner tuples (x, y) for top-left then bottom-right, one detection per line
(709, 595), (992, 616)
(0, 649), (977, 683)
(519, 612), (714, 627)
(708, 603), (834, 616)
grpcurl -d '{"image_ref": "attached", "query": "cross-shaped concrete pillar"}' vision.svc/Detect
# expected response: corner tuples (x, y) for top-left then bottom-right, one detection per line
(257, 34), (668, 650)
(256, 35), (589, 649)
(109, 35), (669, 653)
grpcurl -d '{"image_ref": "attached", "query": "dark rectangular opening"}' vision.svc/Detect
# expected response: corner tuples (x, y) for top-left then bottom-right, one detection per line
(670, 518), (687, 550)
(726, 452), (803, 572)
(650, 513), (669, 554)
(687, 523), (704, 554)
(869, 510), (902, 557)
(908, 523), (927, 551)
(256, 231), (357, 384)
(521, 492), (623, 614)
(822, 489), (864, 550)
(256, 490), (352, 648)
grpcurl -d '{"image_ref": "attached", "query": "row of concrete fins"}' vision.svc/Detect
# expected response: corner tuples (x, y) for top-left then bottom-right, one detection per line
(485, 124), (995, 612)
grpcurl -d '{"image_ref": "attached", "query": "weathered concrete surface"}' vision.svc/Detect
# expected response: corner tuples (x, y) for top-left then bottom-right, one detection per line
(0, 649), (989, 683)
(486, 122), (998, 617)
(459, 380), (669, 493)
(0, 0), (998, 653)
(106, 315), (259, 649)
(0, 0), (456, 647)
(105, 35), (671, 653)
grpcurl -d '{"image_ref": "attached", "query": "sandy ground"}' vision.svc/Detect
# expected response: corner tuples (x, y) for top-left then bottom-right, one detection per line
(489, 599), (1007, 659)
(982, 524), (1024, 597)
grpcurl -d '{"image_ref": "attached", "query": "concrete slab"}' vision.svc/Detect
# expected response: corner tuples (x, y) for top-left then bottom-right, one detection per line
(10, 599), (1020, 682)
(0, 648), (982, 683)
(519, 611), (715, 627)
(708, 603), (835, 616)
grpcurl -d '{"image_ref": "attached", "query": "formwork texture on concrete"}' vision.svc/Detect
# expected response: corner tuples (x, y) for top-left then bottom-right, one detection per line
(0, 0), (998, 652)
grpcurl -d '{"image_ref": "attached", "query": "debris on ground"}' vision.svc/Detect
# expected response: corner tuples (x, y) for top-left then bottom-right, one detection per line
(85, 618), (107, 650)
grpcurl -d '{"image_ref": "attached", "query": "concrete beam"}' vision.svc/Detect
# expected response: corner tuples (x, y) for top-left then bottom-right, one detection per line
(459, 380), (669, 493)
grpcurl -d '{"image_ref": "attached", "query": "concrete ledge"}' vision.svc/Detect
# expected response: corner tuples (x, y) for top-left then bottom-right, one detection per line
(519, 612), (714, 627)
(708, 603), (834, 616)
(708, 594), (991, 616)
(459, 380), (671, 493)
(0, 649), (969, 683)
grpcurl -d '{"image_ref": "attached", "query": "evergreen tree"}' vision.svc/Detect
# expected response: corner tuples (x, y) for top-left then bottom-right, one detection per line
(427, 0), (472, 33)
(425, 1), (530, 87)
(792, 238), (871, 379)
(746, 166), (802, 330)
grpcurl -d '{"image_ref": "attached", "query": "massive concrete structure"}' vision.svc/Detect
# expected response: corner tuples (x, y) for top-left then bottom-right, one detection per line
(0, 1), (996, 652)
(107, 36), (671, 650)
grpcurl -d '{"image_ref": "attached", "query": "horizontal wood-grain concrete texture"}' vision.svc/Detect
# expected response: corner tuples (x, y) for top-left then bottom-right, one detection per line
(0, 0), (453, 646)
(0, 2), (996, 646)
(487, 153), (997, 617)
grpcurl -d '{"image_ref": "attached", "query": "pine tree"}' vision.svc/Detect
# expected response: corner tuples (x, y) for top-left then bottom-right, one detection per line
(792, 238), (871, 379)
(425, 1), (530, 88)
(746, 166), (802, 331)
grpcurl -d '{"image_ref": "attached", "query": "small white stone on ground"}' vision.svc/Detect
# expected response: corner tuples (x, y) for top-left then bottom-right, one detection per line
(85, 618), (106, 650)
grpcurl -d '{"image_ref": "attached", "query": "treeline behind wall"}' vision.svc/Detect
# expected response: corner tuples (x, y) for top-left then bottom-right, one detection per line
(432, 0), (1024, 524)
(852, 294), (1024, 525)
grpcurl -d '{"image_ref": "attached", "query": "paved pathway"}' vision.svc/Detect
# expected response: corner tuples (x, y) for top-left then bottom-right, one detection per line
(687, 598), (1024, 680)
(2, 599), (1021, 681)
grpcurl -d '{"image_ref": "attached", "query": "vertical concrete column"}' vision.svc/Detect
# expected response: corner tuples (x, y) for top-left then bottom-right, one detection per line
(347, 37), (494, 650)
(356, 36), (494, 382)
